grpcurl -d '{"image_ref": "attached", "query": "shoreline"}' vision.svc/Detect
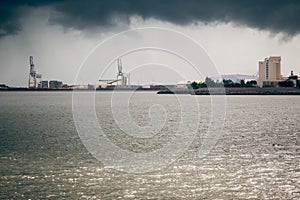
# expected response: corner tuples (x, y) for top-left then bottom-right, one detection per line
(157, 87), (300, 95)
(0, 87), (166, 92)
(1, 87), (300, 95)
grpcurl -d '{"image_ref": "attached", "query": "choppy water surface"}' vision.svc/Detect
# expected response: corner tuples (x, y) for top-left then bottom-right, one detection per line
(0, 92), (299, 199)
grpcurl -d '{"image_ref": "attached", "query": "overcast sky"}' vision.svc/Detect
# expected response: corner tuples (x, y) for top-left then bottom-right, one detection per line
(1, 0), (300, 86)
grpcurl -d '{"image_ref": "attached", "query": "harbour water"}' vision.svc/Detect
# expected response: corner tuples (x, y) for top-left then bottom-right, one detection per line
(0, 92), (299, 199)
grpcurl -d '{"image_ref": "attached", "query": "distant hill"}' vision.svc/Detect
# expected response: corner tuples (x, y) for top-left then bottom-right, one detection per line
(220, 74), (258, 83)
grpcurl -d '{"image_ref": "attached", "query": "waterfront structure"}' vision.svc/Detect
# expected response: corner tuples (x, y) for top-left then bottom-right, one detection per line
(28, 56), (42, 88)
(49, 80), (63, 89)
(99, 59), (130, 88)
(0, 84), (8, 89)
(177, 81), (189, 89)
(41, 80), (48, 88)
(258, 56), (282, 87)
(287, 70), (300, 87)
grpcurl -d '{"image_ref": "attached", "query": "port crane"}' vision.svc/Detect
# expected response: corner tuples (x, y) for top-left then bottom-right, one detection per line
(99, 59), (130, 87)
(28, 56), (42, 88)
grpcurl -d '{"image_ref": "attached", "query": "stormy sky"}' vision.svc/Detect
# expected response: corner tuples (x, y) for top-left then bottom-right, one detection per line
(1, 0), (300, 86)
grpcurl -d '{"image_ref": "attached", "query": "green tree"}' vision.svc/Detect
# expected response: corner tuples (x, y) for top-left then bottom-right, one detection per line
(223, 79), (234, 87)
(240, 79), (245, 86)
(245, 80), (257, 87)
(191, 81), (199, 89)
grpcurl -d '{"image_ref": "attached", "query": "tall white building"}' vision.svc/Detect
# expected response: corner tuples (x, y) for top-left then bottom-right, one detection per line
(258, 56), (282, 87)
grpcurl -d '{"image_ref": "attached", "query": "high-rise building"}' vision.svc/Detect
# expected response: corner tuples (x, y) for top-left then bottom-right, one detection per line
(258, 56), (281, 87)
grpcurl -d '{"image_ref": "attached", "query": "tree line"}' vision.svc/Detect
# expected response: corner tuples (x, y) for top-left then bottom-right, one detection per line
(189, 77), (257, 89)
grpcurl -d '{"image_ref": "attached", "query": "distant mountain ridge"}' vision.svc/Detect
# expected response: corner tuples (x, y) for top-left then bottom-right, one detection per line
(220, 74), (258, 83)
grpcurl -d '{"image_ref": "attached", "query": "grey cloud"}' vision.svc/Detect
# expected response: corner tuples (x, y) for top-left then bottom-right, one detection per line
(1, 0), (300, 37)
(0, 0), (61, 37)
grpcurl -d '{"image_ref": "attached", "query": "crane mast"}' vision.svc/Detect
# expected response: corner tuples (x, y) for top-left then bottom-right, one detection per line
(116, 58), (128, 87)
(99, 58), (130, 88)
(28, 56), (42, 88)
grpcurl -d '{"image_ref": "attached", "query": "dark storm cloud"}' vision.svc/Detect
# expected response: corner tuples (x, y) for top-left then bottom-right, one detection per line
(1, 0), (300, 37)
(0, 0), (59, 37)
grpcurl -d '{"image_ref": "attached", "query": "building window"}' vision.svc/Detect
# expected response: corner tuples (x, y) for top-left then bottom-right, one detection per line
(266, 63), (269, 79)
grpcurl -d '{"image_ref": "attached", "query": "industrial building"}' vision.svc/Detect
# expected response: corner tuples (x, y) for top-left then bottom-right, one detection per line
(288, 71), (299, 87)
(40, 80), (48, 88)
(258, 56), (282, 87)
(49, 80), (63, 89)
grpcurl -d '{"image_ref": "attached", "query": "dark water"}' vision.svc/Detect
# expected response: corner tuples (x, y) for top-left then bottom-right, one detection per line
(0, 92), (299, 199)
